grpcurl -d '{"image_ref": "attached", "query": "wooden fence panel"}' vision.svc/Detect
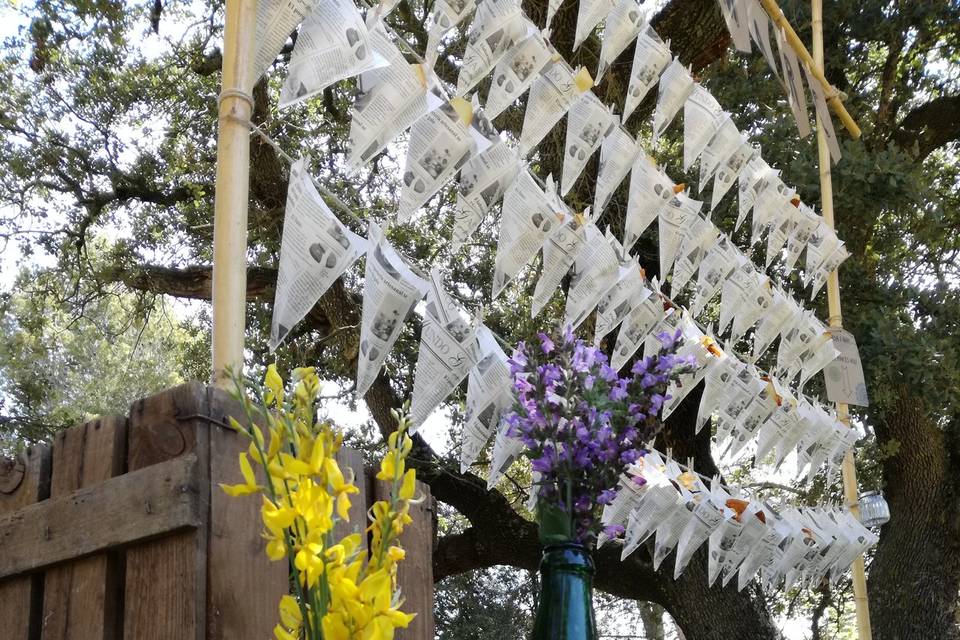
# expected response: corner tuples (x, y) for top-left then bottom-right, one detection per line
(123, 382), (210, 640)
(0, 444), (51, 639)
(40, 416), (126, 640)
(207, 389), (288, 640)
(0, 382), (436, 640)
(375, 478), (436, 640)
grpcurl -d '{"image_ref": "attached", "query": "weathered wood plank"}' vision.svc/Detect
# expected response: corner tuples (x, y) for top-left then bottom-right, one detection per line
(207, 387), (287, 640)
(41, 416), (127, 640)
(124, 382), (210, 640)
(334, 446), (369, 549)
(0, 452), (202, 579)
(0, 444), (52, 640)
(374, 479), (436, 639)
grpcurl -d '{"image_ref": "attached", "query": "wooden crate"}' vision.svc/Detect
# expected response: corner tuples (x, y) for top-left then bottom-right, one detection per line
(0, 382), (435, 639)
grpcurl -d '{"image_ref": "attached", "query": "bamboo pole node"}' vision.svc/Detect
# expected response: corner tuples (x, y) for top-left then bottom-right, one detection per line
(218, 89), (255, 110)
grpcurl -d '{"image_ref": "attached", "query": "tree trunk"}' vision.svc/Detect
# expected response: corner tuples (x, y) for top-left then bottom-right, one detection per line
(869, 390), (960, 640)
(639, 602), (666, 640)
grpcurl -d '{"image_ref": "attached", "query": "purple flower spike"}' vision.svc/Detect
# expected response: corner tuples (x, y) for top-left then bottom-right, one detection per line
(538, 332), (556, 354)
(597, 488), (618, 505)
(503, 323), (690, 544)
(603, 524), (626, 538)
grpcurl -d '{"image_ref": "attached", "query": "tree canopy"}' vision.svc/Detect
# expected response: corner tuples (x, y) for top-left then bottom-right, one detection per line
(1, 0), (959, 638)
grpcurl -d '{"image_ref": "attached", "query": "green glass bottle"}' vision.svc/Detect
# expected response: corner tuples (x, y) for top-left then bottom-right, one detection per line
(531, 542), (598, 640)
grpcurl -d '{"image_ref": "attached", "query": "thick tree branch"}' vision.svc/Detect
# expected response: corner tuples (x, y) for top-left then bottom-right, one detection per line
(890, 94), (960, 160)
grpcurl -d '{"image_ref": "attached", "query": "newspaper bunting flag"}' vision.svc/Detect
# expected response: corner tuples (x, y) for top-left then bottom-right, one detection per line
(658, 190), (703, 283)
(749, 177), (793, 247)
(484, 29), (553, 119)
(716, 0), (752, 53)
(596, 0), (646, 82)
(561, 92), (617, 195)
(697, 114), (741, 189)
(683, 86), (724, 172)
(710, 137), (757, 211)
(652, 58), (695, 141)
(594, 259), (651, 344)
(746, 0), (780, 79)
(753, 287), (799, 358)
(488, 420), (525, 489)
(426, 0), (477, 62)
(718, 253), (755, 334)
(408, 270), (480, 429)
(696, 353), (735, 432)
(452, 139), (522, 250)
(356, 222), (430, 396)
(802, 62), (842, 163)
(565, 225), (622, 328)
(809, 242), (850, 299)
(674, 493), (732, 579)
(279, 0), (388, 108)
(492, 172), (568, 298)
(776, 25), (811, 137)
(731, 275), (774, 339)
(624, 153), (675, 250)
(798, 329), (841, 390)
(622, 24), (672, 123)
(398, 96), (497, 222)
(461, 325), (512, 472)
(735, 157), (776, 231)
(670, 215), (719, 298)
(545, 0), (562, 29)
(346, 20), (435, 169)
(574, 0), (617, 50)
(270, 157), (366, 351)
(610, 284), (667, 370)
(457, 0), (528, 95)
(804, 220), (841, 289)
(783, 202), (820, 270)
(594, 125), (640, 215)
(765, 199), (799, 268)
(690, 234), (738, 317)
(254, 0), (316, 83)
(520, 60), (593, 155)
(531, 211), (587, 318)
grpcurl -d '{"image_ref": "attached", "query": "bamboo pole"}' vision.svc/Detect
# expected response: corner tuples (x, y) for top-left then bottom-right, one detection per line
(211, 0), (258, 388)
(810, 2), (871, 638)
(758, 0), (861, 139)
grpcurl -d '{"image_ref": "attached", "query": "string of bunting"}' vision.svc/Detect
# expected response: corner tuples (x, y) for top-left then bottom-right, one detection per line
(251, 0), (871, 590)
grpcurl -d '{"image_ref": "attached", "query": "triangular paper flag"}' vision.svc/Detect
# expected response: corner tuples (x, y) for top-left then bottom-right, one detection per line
(397, 98), (479, 222)
(561, 92), (617, 195)
(457, 0), (527, 95)
(532, 214), (587, 317)
(597, 0), (645, 81)
(622, 24), (671, 122)
(485, 30), (553, 118)
(347, 20), (433, 168)
(652, 58), (694, 141)
(574, 0), (616, 50)
(493, 172), (568, 298)
(357, 222), (430, 395)
(461, 326), (512, 472)
(409, 269), (480, 429)
(270, 157), (366, 350)
(452, 140), (521, 250)
(683, 86), (723, 172)
(594, 125), (639, 214)
(279, 0), (388, 108)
